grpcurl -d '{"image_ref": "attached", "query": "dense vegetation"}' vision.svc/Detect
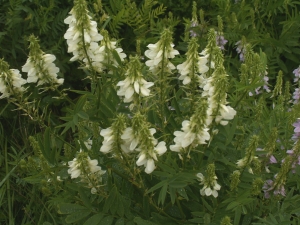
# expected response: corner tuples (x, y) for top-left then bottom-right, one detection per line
(1, 0), (300, 224)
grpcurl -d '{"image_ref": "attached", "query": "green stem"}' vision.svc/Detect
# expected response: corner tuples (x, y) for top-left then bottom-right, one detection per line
(233, 90), (248, 108)
(190, 57), (197, 113)
(81, 27), (98, 94)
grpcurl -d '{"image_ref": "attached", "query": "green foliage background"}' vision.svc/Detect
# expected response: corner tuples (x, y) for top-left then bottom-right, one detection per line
(1, 0), (300, 224)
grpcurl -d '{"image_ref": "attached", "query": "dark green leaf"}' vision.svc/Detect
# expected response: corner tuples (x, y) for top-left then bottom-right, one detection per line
(83, 213), (104, 225)
(65, 210), (91, 224)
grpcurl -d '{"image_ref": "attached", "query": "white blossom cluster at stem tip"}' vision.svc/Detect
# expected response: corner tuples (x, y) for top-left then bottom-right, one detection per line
(92, 30), (126, 72)
(170, 98), (210, 153)
(68, 151), (105, 179)
(100, 113), (167, 174)
(117, 56), (154, 103)
(177, 38), (209, 85)
(22, 54), (64, 86)
(64, 1), (126, 72)
(144, 29), (179, 74)
(0, 59), (26, 99)
(200, 40), (236, 126)
(64, 0), (103, 65)
(22, 35), (63, 87)
(196, 172), (221, 198)
(170, 120), (210, 152)
(121, 127), (167, 174)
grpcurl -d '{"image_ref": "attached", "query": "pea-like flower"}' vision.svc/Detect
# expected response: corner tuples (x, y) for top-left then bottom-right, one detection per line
(22, 54), (64, 86)
(68, 151), (105, 179)
(196, 172), (221, 198)
(0, 59), (26, 99)
(145, 29), (179, 74)
(64, 0), (103, 65)
(117, 56), (153, 104)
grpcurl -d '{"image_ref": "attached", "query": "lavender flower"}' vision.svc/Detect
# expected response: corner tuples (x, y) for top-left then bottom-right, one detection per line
(249, 73), (270, 96)
(269, 155), (277, 164)
(236, 40), (245, 62)
(292, 119), (300, 141)
(190, 21), (199, 37)
(293, 66), (300, 83)
(216, 33), (228, 50)
(292, 88), (300, 104)
(262, 179), (286, 198)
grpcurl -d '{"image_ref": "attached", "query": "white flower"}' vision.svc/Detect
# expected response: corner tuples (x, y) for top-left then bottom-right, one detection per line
(100, 127), (114, 153)
(145, 42), (179, 74)
(136, 154), (155, 174)
(0, 69), (26, 99)
(201, 69), (236, 126)
(22, 54), (63, 86)
(84, 139), (93, 150)
(64, 7), (103, 67)
(136, 141), (167, 174)
(121, 127), (139, 152)
(67, 154), (104, 179)
(215, 105), (237, 126)
(92, 40), (126, 72)
(176, 48), (209, 85)
(68, 158), (82, 179)
(154, 141), (167, 155)
(197, 173), (221, 198)
(170, 120), (210, 152)
(117, 77), (154, 103)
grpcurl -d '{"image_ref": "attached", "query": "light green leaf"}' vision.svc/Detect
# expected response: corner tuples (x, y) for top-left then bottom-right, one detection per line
(58, 203), (87, 214)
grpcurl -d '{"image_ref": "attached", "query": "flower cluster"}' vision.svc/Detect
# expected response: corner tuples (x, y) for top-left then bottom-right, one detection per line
(215, 32), (228, 50)
(100, 113), (167, 174)
(68, 151), (105, 179)
(68, 150), (106, 194)
(236, 40), (246, 62)
(249, 72), (270, 96)
(292, 88), (300, 105)
(196, 164), (221, 198)
(170, 98), (210, 153)
(202, 64), (236, 126)
(198, 30), (236, 126)
(117, 56), (153, 103)
(262, 179), (286, 198)
(64, 0), (103, 66)
(100, 114), (127, 154)
(293, 66), (300, 83)
(122, 113), (167, 174)
(286, 149), (300, 173)
(145, 29), (179, 74)
(177, 38), (209, 85)
(292, 119), (300, 141)
(22, 35), (63, 87)
(92, 30), (126, 72)
(0, 59), (26, 99)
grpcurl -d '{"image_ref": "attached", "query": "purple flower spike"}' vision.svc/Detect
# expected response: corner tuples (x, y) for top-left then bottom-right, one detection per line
(292, 88), (300, 105)
(292, 119), (300, 141)
(235, 41), (245, 62)
(216, 34), (228, 50)
(293, 66), (300, 83)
